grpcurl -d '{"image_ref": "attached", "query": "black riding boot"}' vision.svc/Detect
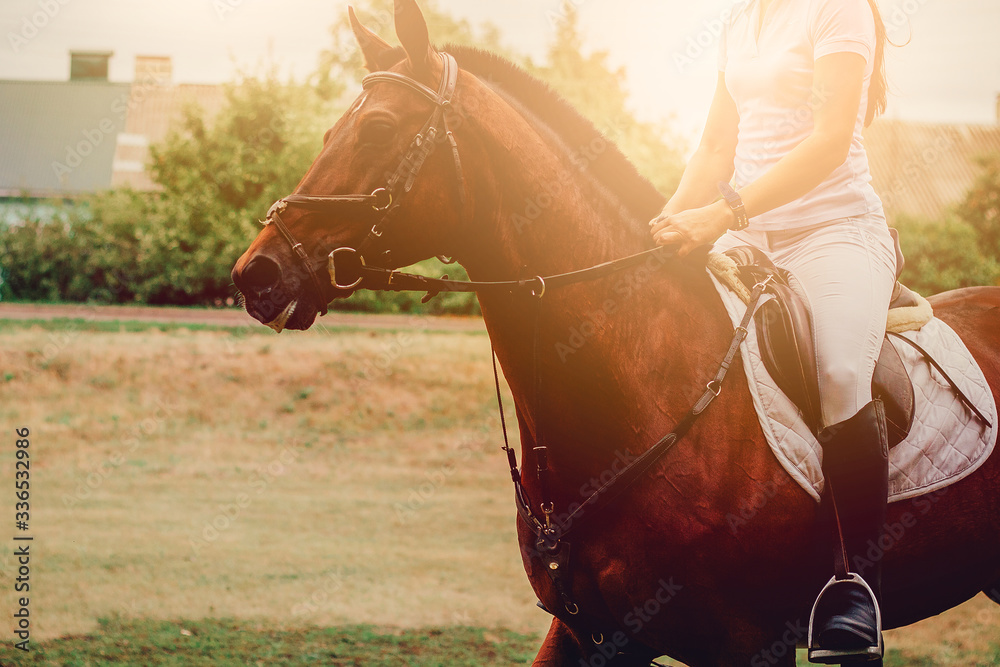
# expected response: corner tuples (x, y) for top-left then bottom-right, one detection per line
(808, 400), (889, 664)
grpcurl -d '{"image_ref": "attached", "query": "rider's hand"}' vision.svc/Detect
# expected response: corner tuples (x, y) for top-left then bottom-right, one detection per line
(649, 200), (735, 257)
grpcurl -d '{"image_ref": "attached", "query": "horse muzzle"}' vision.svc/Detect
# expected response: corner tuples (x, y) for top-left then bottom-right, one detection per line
(232, 254), (324, 332)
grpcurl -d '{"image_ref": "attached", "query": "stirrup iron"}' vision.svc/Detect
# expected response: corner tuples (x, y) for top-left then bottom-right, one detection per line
(808, 573), (884, 663)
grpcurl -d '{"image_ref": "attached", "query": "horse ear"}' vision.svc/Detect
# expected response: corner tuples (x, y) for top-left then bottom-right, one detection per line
(394, 0), (434, 76)
(349, 6), (394, 72)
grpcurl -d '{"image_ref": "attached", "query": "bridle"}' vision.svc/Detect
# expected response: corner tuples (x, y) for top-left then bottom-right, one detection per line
(261, 52), (465, 316)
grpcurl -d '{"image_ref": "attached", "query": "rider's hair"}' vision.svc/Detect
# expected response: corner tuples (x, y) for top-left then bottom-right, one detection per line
(864, 0), (889, 126)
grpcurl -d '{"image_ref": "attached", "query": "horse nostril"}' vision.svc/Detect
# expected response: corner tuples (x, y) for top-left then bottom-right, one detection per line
(241, 256), (282, 295)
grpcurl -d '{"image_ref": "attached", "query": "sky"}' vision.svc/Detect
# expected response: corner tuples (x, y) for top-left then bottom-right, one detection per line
(1, 0), (998, 143)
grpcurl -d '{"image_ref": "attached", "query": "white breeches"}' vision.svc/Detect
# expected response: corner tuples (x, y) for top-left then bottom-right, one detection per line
(714, 213), (898, 428)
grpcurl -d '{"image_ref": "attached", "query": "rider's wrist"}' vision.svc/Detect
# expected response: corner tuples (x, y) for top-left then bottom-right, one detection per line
(717, 182), (750, 232)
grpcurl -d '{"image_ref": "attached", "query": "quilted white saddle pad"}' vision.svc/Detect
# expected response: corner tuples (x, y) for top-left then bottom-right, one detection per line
(709, 272), (998, 503)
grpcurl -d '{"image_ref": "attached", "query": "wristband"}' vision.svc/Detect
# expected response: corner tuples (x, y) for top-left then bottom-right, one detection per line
(718, 182), (750, 232)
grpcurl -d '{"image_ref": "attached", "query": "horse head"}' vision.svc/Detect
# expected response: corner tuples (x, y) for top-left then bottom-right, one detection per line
(232, 0), (487, 332)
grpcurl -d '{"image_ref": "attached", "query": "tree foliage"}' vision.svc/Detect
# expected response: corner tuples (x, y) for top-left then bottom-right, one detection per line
(895, 213), (1000, 295)
(314, 0), (516, 101)
(891, 152), (1000, 296)
(528, 8), (686, 196)
(321, 1), (685, 195)
(957, 153), (1000, 256)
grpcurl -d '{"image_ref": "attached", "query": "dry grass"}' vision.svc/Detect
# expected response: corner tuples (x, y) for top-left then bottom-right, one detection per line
(0, 320), (997, 664)
(0, 323), (549, 642)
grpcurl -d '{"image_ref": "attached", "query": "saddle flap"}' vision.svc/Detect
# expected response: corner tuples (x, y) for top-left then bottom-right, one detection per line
(755, 282), (823, 432)
(872, 339), (915, 447)
(726, 246), (915, 448)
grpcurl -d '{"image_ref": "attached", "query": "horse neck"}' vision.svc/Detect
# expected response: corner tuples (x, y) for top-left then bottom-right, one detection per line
(464, 104), (654, 279)
(457, 92), (727, 483)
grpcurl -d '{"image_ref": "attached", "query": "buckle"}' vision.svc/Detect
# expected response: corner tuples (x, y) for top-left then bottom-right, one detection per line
(260, 199), (288, 226)
(266, 199), (288, 219)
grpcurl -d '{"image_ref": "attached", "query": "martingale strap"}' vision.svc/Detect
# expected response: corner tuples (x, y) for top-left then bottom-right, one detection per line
(508, 276), (771, 546)
(495, 277), (771, 624)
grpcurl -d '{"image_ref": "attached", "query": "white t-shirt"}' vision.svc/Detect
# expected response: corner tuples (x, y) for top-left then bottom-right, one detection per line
(719, 0), (884, 230)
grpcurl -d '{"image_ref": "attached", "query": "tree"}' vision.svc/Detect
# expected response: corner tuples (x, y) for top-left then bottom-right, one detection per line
(957, 153), (1000, 255)
(321, 1), (685, 196)
(530, 8), (686, 196)
(314, 0), (516, 98)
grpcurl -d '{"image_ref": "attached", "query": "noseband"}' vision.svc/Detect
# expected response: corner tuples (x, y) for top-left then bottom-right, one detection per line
(260, 52), (464, 317)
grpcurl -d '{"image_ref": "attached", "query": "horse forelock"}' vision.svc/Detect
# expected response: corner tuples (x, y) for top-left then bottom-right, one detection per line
(443, 46), (666, 225)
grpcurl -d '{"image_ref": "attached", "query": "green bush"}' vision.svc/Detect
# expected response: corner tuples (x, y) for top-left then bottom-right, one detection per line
(0, 189), (260, 306)
(892, 151), (1000, 296)
(0, 191), (480, 312)
(957, 153), (1000, 255)
(894, 213), (1000, 295)
(0, 215), (78, 302)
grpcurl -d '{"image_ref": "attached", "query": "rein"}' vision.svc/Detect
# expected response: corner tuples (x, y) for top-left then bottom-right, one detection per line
(329, 245), (676, 301)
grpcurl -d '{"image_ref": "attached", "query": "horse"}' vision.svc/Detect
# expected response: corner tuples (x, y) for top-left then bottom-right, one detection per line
(231, 2), (1000, 664)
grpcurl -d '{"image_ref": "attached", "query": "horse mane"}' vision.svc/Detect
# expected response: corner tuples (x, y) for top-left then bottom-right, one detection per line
(443, 46), (667, 223)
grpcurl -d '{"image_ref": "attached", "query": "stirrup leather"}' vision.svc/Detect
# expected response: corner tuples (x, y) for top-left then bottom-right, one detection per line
(808, 573), (884, 663)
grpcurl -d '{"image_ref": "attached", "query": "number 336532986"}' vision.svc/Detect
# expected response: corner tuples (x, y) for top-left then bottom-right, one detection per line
(16, 428), (30, 518)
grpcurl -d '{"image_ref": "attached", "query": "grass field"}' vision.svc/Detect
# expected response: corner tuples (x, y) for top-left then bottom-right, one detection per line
(0, 317), (998, 665)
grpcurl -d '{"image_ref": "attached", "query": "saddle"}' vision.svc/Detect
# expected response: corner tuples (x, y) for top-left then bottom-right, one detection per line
(724, 246), (917, 448)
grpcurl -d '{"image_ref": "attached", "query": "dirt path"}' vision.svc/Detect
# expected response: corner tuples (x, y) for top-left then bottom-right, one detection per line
(0, 302), (485, 332)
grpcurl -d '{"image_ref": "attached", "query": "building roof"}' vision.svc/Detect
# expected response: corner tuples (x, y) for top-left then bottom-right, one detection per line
(865, 118), (1000, 222)
(0, 79), (131, 197)
(0, 53), (226, 198)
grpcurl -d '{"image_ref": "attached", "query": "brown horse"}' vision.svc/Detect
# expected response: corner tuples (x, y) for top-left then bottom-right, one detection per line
(231, 2), (1000, 664)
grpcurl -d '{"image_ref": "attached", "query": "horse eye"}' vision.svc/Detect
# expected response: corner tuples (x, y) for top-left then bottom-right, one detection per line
(359, 120), (396, 145)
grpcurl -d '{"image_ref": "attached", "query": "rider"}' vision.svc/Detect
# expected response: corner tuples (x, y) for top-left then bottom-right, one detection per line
(650, 0), (894, 662)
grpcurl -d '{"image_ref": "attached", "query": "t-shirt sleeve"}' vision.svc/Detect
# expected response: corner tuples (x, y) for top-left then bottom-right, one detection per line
(811, 0), (876, 62)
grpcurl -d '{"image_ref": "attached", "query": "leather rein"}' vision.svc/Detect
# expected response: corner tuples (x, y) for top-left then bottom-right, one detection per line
(258, 51), (774, 652)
